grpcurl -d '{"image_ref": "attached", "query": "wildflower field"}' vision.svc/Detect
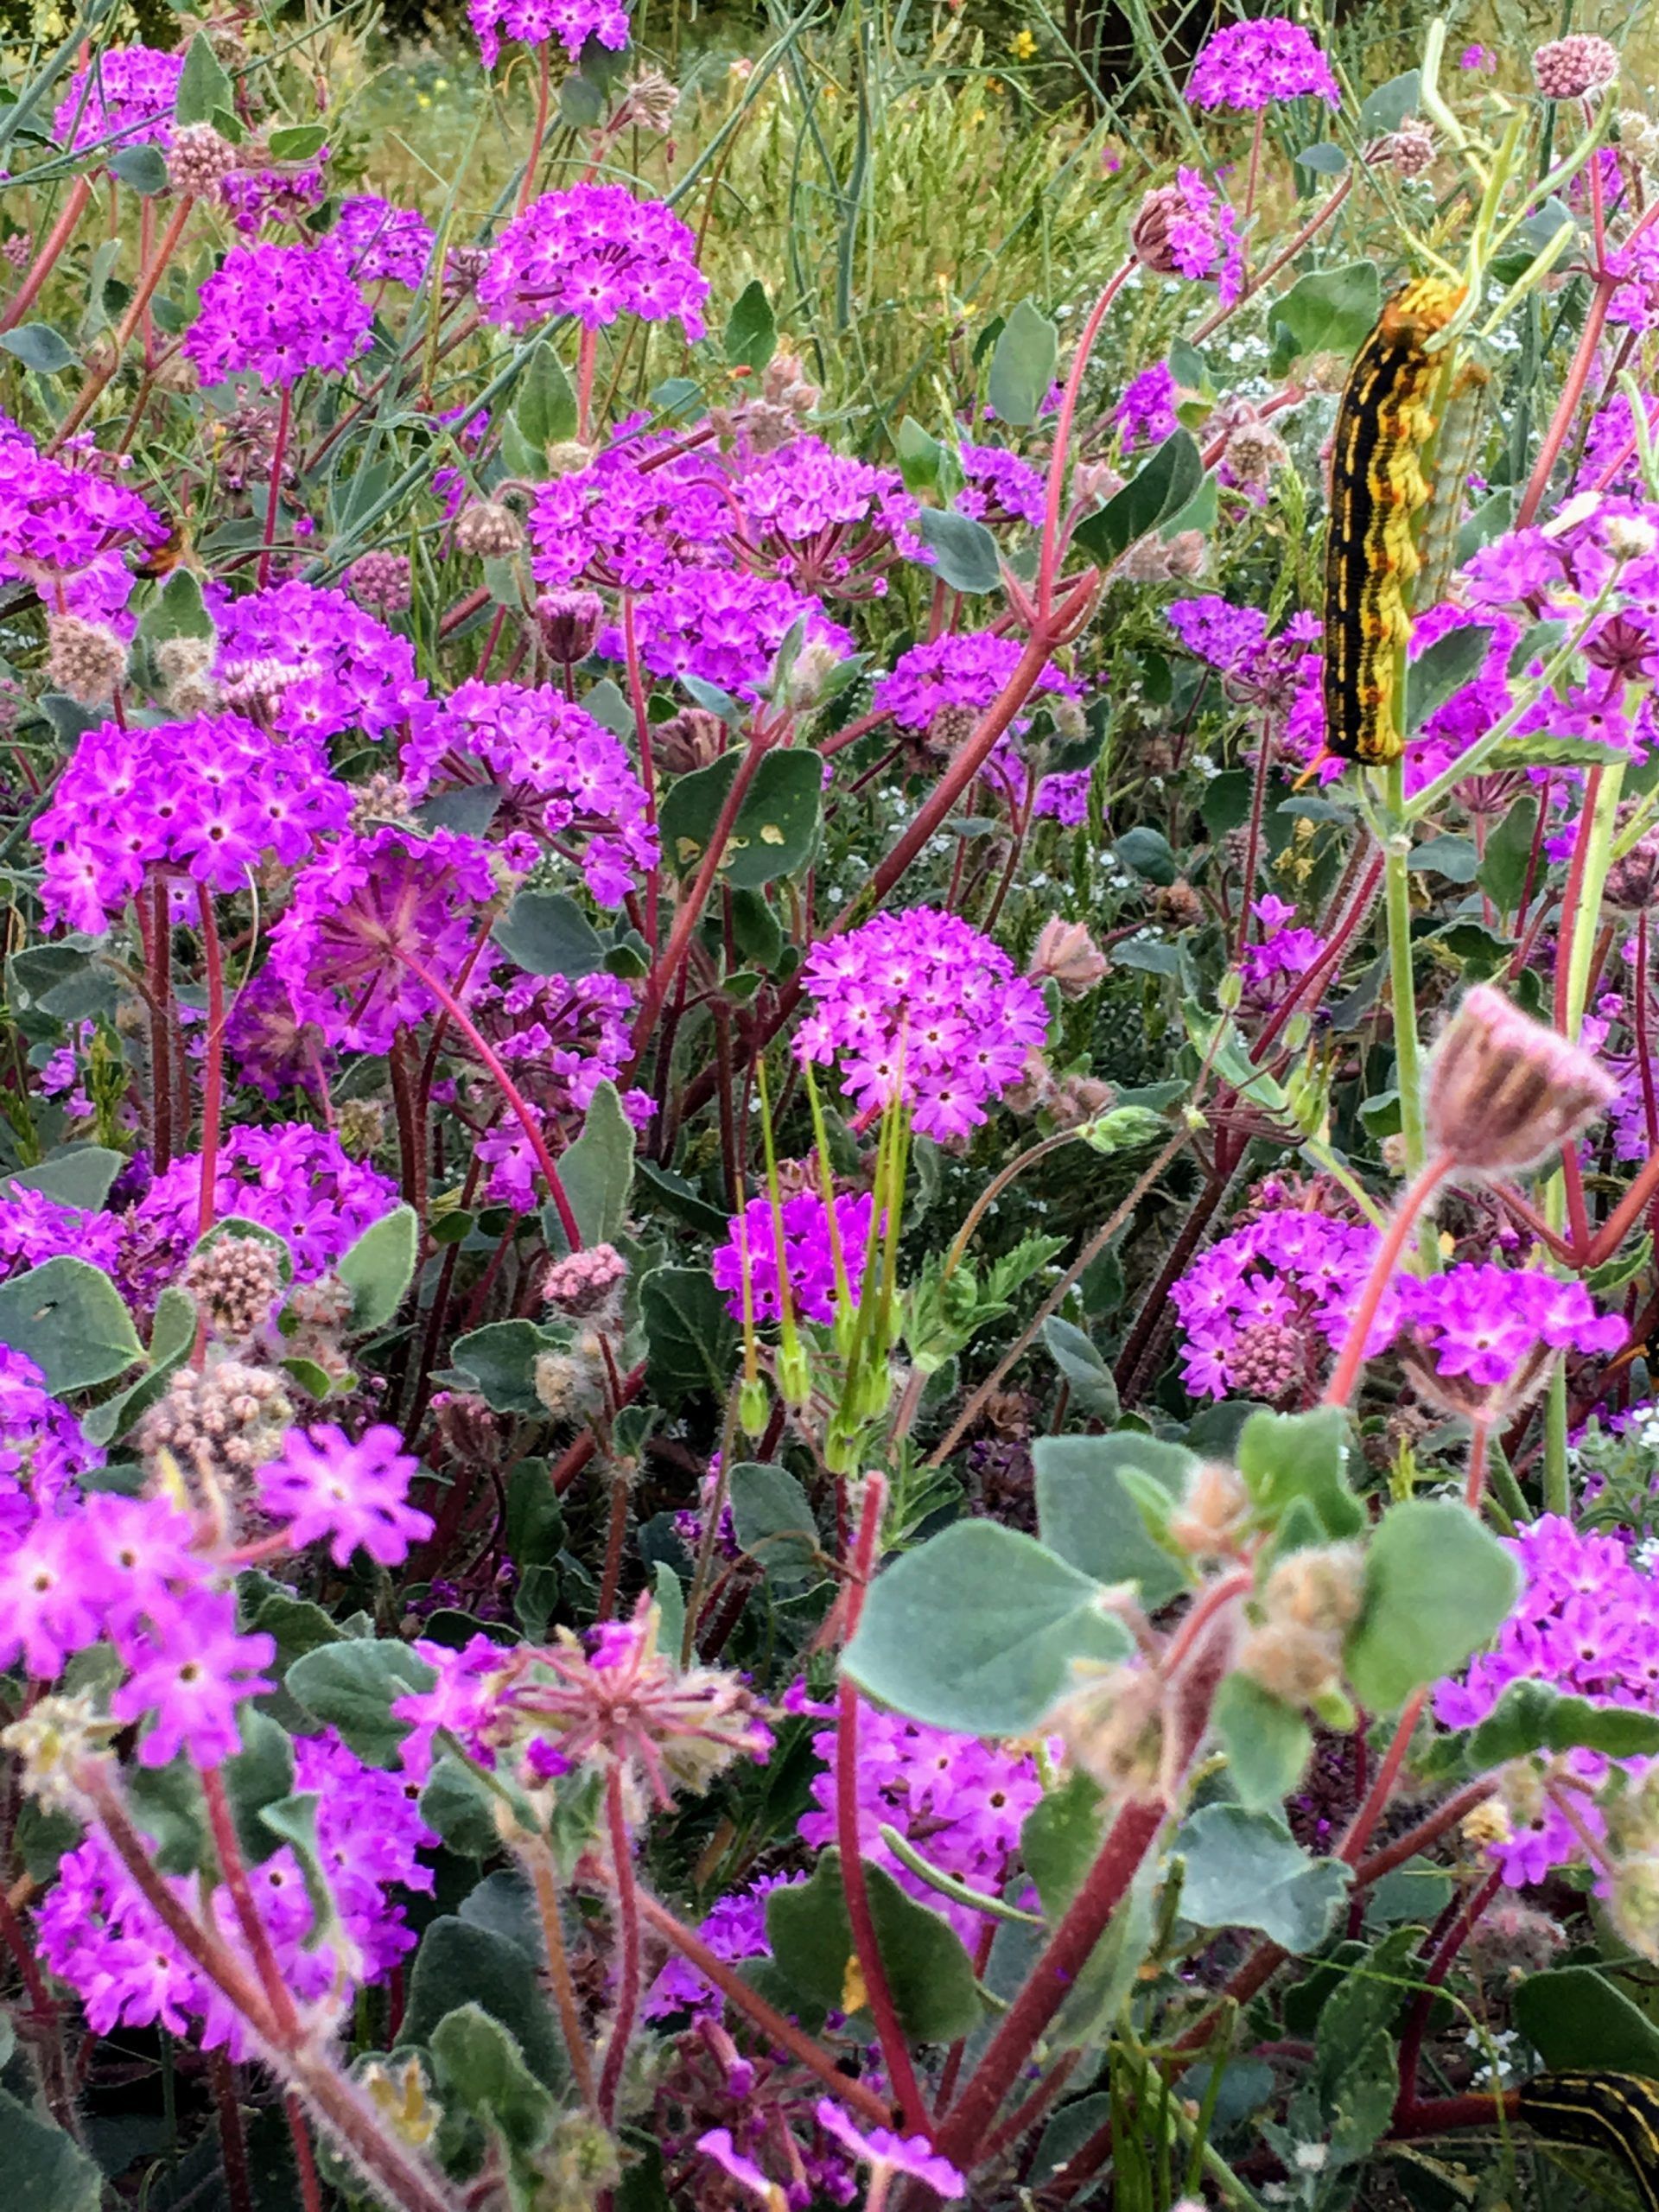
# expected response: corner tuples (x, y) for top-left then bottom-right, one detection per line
(10, 0), (1659, 2205)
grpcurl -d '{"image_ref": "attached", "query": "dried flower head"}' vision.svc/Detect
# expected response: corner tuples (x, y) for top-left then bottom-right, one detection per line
(1167, 1459), (1250, 1560)
(1424, 985), (1618, 1174)
(46, 615), (126, 706)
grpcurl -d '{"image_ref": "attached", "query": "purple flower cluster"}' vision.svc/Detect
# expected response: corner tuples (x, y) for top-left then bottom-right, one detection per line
(469, 0), (629, 67)
(1390, 1265), (1627, 1392)
(256, 1422), (432, 1566)
(480, 184), (709, 341)
(52, 47), (184, 151)
(1169, 1205), (1393, 1401)
(642, 1872), (804, 2018)
(1236, 893), (1328, 1016)
(403, 678), (657, 903)
(35, 1727), (435, 2050)
(0, 1185), (124, 1283)
(958, 442), (1046, 528)
(798, 1705), (1045, 1942)
(1135, 168), (1244, 306)
(333, 194), (436, 287)
(132, 1122), (397, 1282)
(734, 435), (922, 578)
(1436, 1516), (1659, 1885)
(34, 711), (351, 933)
(0, 417), (166, 619)
(0, 1346), (103, 1544)
(270, 824), (499, 1054)
(1185, 18), (1341, 111)
(183, 243), (372, 388)
(617, 564), (855, 702)
(712, 1189), (875, 1325)
(219, 160), (331, 237)
(794, 907), (1048, 1141)
(210, 578), (432, 745)
(528, 431), (728, 591)
(1116, 362), (1179, 453)
(872, 628), (1080, 734)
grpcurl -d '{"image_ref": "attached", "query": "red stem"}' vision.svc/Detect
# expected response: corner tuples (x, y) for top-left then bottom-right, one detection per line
(202, 1766), (302, 2044)
(196, 884), (226, 1238)
(1340, 1690), (1427, 1869)
(50, 191), (195, 449)
(1394, 1866), (1503, 2119)
(2, 175), (92, 332)
(286, 2096), (326, 2212)
(1038, 260), (1135, 613)
(597, 1765), (641, 2125)
(257, 384), (293, 590)
(1322, 1154), (1454, 1407)
(518, 41), (553, 214)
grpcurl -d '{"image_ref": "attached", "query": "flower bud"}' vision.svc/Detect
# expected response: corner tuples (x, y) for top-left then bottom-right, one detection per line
(455, 500), (524, 558)
(542, 1242), (629, 1318)
(1167, 1459), (1250, 1560)
(47, 614), (125, 705)
(1052, 1662), (1165, 1799)
(739, 1376), (769, 1437)
(1028, 916), (1109, 998)
(777, 1332), (811, 1409)
(1424, 985), (1618, 1175)
(165, 122), (240, 200)
(1532, 32), (1619, 99)
(346, 550), (413, 614)
(535, 588), (603, 665)
(1607, 1857), (1659, 1964)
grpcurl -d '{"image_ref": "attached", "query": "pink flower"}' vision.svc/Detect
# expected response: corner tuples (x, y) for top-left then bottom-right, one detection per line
(257, 1423), (435, 1567)
(1185, 18), (1341, 111)
(111, 1592), (276, 1769)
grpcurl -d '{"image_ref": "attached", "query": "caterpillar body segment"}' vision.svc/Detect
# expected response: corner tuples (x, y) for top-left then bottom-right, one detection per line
(1520, 2070), (1659, 2212)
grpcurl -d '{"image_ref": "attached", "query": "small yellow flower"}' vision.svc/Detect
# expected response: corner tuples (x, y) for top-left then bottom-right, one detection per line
(1009, 27), (1037, 59)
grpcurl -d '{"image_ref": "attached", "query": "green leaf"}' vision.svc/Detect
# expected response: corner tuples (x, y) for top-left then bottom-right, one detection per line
(1408, 624), (1496, 730)
(267, 122), (327, 160)
(0, 1256), (143, 1392)
(658, 749), (824, 887)
(1359, 69), (1420, 133)
(1020, 1770), (1105, 1917)
(987, 299), (1058, 429)
(0, 322), (79, 374)
(108, 142), (169, 193)
(173, 30), (234, 125)
(1212, 1675), (1313, 1812)
(224, 1709), (296, 1866)
(842, 1519), (1134, 1736)
(547, 1080), (634, 1253)
(1468, 1678), (1659, 1767)
(1477, 794), (1539, 914)
(1345, 1499), (1520, 1713)
(1295, 142), (1348, 175)
(1032, 1433), (1192, 1606)
(430, 2004), (556, 2159)
(493, 889), (607, 978)
(895, 416), (954, 499)
(450, 1319), (563, 1414)
(1112, 825), (1179, 886)
(139, 566), (216, 646)
(728, 1461), (820, 1579)
(1513, 1964), (1659, 2078)
(512, 341), (579, 456)
(640, 1266), (738, 1408)
(505, 1460), (564, 1571)
(558, 69), (605, 126)
(1269, 262), (1382, 365)
(0, 2088), (103, 2212)
(1237, 1406), (1364, 1541)
(1072, 431), (1203, 567)
(422, 1758), (506, 1855)
(4, 1146), (124, 1211)
(1041, 1318), (1120, 1421)
(284, 1639), (436, 1768)
(723, 278), (776, 372)
(1484, 734), (1629, 772)
(399, 1916), (566, 2088)
(911, 507), (1001, 594)
(766, 1849), (983, 2041)
(338, 1204), (417, 1333)
(1179, 1804), (1351, 1952)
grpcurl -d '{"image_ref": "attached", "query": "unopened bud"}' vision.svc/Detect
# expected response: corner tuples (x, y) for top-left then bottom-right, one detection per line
(1167, 1459), (1250, 1560)
(1028, 916), (1109, 998)
(1532, 32), (1619, 99)
(454, 500), (524, 558)
(47, 614), (125, 705)
(1424, 985), (1618, 1175)
(535, 588), (603, 664)
(739, 1376), (769, 1437)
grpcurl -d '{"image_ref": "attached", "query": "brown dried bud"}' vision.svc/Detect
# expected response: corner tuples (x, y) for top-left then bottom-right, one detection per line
(1424, 984), (1618, 1175)
(1028, 916), (1109, 998)
(336, 1098), (387, 1158)
(454, 501), (524, 558)
(1265, 1542), (1364, 1637)
(47, 615), (125, 706)
(1608, 835), (1659, 913)
(1236, 1619), (1342, 1707)
(922, 701), (979, 759)
(1156, 879), (1205, 930)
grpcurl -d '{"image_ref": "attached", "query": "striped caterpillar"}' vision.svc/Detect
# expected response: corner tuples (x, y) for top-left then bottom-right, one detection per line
(1519, 2071), (1659, 2211)
(1321, 276), (1466, 766)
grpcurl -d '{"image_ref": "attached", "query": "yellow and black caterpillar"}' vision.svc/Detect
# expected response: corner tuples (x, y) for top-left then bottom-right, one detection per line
(1321, 276), (1465, 766)
(1520, 2070), (1659, 2211)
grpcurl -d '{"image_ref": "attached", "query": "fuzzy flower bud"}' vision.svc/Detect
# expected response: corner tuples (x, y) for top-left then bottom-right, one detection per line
(535, 588), (603, 664)
(345, 550), (413, 614)
(654, 706), (726, 773)
(1607, 1858), (1659, 1963)
(1425, 986), (1618, 1175)
(182, 1233), (283, 1342)
(1167, 1459), (1250, 1560)
(455, 500), (524, 558)
(1028, 916), (1109, 999)
(1052, 1661), (1165, 1800)
(542, 1242), (629, 1318)
(1370, 116), (1437, 175)
(165, 122), (240, 200)
(1532, 34), (1619, 99)
(47, 614), (126, 705)
(0, 1692), (114, 1814)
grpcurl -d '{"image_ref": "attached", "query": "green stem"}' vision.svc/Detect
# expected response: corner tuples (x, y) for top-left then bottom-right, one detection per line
(1381, 760), (1429, 1204)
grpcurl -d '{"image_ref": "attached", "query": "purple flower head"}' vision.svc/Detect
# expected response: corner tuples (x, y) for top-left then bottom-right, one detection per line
(33, 711), (351, 934)
(528, 431), (728, 592)
(210, 579), (432, 746)
(814, 2102), (966, 2197)
(219, 159), (331, 237)
(111, 1587), (277, 1769)
(256, 1423), (434, 1567)
(1186, 18), (1340, 111)
(1170, 1206), (1395, 1402)
(130, 1122), (396, 1289)
(1116, 360), (1179, 454)
(0, 1186), (123, 1284)
(333, 195), (435, 288)
(957, 442), (1046, 528)
(0, 421), (167, 611)
(53, 47), (184, 152)
(615, 563), (856, 702)
(795, 907), (1049, 1141)
(696, 2131), (786, 2210)
(1131, 169), (1244, 305)
(712, 1189), (875, 1325)
(402, 679), (657, 904)
(270, 824), (499, 1055)
(183, 242), (372, 388)
(1390, 1263), (1626, 1417)
(735, 434), (922, 579)
(873, 628), (1080, 734)
(469, 0), (629, 68)
(0, 1348), (102, 1546)
(642, 1871), (801, 2018)
(480, 183), (709, 341)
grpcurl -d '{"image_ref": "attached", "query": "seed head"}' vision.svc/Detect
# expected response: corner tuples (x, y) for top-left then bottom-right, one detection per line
(1424, 985), (1617, 1175)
